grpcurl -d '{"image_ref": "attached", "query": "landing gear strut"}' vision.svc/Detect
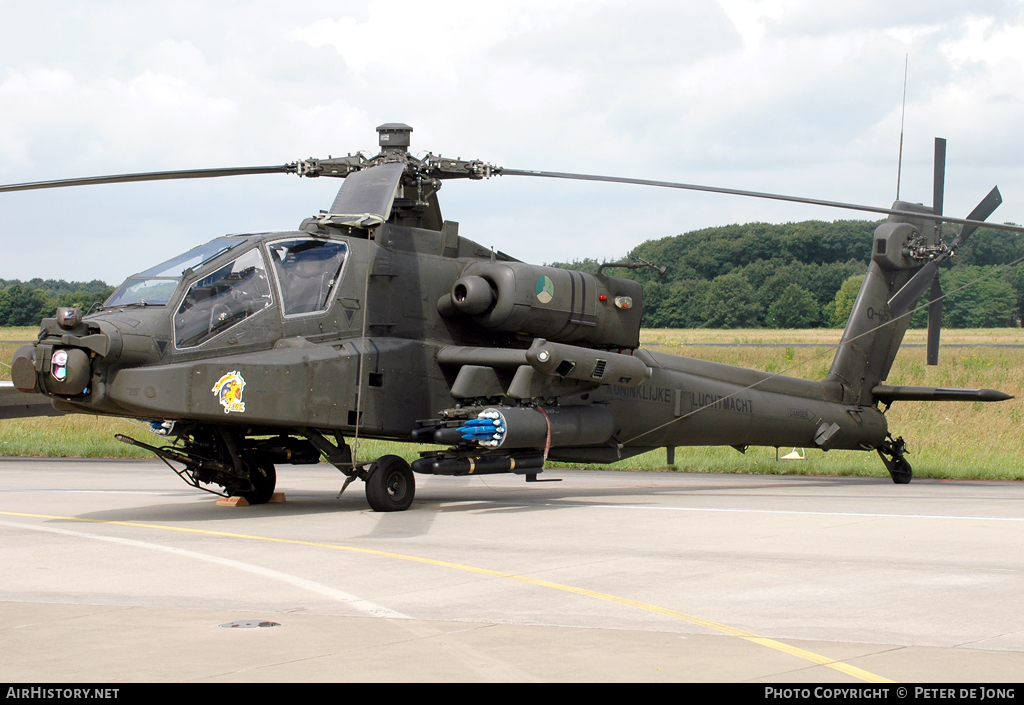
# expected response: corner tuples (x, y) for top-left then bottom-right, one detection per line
(115, 431), (279, 502)
(877, 434), (912, 484)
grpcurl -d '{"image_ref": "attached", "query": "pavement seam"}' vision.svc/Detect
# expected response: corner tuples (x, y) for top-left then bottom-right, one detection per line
(479, 499), (1024, 522)
(0, 604), (135, 632)
(953, 629), (1024, 648)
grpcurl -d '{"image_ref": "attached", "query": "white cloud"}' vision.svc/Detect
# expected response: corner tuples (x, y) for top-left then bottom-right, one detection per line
(716, 0), (787, 47)
(0, 1), (1023, 281)
(0, 67), (240, 173)
(941, 16), (1024, 66)
(284, 2), (578, 81)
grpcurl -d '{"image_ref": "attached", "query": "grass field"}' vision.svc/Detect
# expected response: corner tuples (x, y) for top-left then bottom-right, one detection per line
(3, 326), (1022, 480)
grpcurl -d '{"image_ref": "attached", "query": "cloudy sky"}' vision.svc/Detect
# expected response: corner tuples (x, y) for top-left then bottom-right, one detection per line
(1, 0), (1022, 283)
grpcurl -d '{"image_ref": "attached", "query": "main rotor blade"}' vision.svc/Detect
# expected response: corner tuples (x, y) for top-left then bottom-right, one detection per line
(0, 165), (296, 194)
(498, 168), (1024, 235)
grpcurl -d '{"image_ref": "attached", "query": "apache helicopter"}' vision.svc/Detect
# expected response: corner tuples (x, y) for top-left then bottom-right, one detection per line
(1, 123), (1016, 511)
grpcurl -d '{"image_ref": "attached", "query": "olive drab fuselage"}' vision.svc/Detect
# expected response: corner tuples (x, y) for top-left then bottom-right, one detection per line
(30, 218), (888, 461)
(7, 125), (1013, 504)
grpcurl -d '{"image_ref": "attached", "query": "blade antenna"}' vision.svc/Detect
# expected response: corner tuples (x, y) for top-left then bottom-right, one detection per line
(896, 54), (908, 200)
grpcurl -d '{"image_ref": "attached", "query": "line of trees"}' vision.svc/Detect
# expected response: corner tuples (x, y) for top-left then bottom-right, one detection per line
(0, 279), (113, 327)
(554, 220), (1024, 328)
(4, 220), (1023, 330)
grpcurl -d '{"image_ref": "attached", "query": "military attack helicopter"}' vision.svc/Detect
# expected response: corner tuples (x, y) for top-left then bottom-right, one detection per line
(1, 123), (1017, 511)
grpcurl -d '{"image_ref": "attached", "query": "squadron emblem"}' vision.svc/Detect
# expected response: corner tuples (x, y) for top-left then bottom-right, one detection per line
(211, 371), (246, 414)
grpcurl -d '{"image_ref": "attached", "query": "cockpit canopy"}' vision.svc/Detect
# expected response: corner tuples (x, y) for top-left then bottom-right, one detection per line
(105, 234), (350, 349)
(105, 237), (245, 307)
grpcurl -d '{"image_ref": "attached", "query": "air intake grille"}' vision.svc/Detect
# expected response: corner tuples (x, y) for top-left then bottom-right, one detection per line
(592, 360), (607, 379)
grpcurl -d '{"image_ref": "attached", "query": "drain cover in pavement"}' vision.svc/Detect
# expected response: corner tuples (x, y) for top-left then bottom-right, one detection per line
(219, 620), (281, 629)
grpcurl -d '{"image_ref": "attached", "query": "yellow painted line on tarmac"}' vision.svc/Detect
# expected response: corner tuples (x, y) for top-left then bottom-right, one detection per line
(0, 510), (892, 683)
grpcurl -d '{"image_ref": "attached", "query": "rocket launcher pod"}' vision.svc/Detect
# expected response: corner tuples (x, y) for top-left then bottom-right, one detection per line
(457, 405), (615, 450)
(457, 411), (507, 447)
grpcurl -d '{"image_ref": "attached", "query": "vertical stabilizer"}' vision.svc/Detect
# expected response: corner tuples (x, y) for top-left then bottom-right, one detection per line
(826, 202), (936, 405)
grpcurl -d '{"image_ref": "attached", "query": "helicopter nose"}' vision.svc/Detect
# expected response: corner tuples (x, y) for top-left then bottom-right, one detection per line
(11, 344), (91, 395)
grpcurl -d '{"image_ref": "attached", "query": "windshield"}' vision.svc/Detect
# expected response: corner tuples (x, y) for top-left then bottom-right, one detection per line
(105, 278), (180, 307)
(105, 237), (245, 308)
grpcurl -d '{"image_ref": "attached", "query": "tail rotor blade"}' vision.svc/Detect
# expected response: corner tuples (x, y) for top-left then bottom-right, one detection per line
(889, 259), (939, 315)
(891, 186), (1003, 316)
(927, 278), (942, 366)
(932, 138), (945, 218)
(951, 186), (1002, 248)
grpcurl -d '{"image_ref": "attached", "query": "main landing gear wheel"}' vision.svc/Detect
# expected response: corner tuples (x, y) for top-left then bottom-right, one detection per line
(239, 452), (277, 504)
(365, 455), (415, 512)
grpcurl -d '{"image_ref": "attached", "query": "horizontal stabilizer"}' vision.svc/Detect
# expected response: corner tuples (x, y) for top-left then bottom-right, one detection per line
(872, 384), (1013, 403)
(0, 381), (64, 420)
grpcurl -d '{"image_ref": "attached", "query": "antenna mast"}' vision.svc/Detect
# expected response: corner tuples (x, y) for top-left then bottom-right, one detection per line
(896, 54), (908, 200)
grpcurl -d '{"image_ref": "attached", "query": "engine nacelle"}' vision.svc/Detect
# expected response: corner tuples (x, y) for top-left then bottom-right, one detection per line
(439, 262), (643, 348)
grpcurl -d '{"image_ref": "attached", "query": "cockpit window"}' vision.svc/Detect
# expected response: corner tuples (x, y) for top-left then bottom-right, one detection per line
(267, 239), (347, 316)
(106, 237), (245, 307)
(174, 249), (273, 349)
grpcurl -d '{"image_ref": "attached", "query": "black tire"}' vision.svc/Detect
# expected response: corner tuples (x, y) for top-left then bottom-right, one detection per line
(239, 453), (277, 504)
(889, 457), (913, 484)
(365, 455), (415, 512)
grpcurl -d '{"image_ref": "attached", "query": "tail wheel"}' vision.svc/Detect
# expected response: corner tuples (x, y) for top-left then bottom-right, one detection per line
(365, 455), (415, 512)
(878, 434), (913, 485)
(890, 457), (913, 484)
(239, 452), (277, 505)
